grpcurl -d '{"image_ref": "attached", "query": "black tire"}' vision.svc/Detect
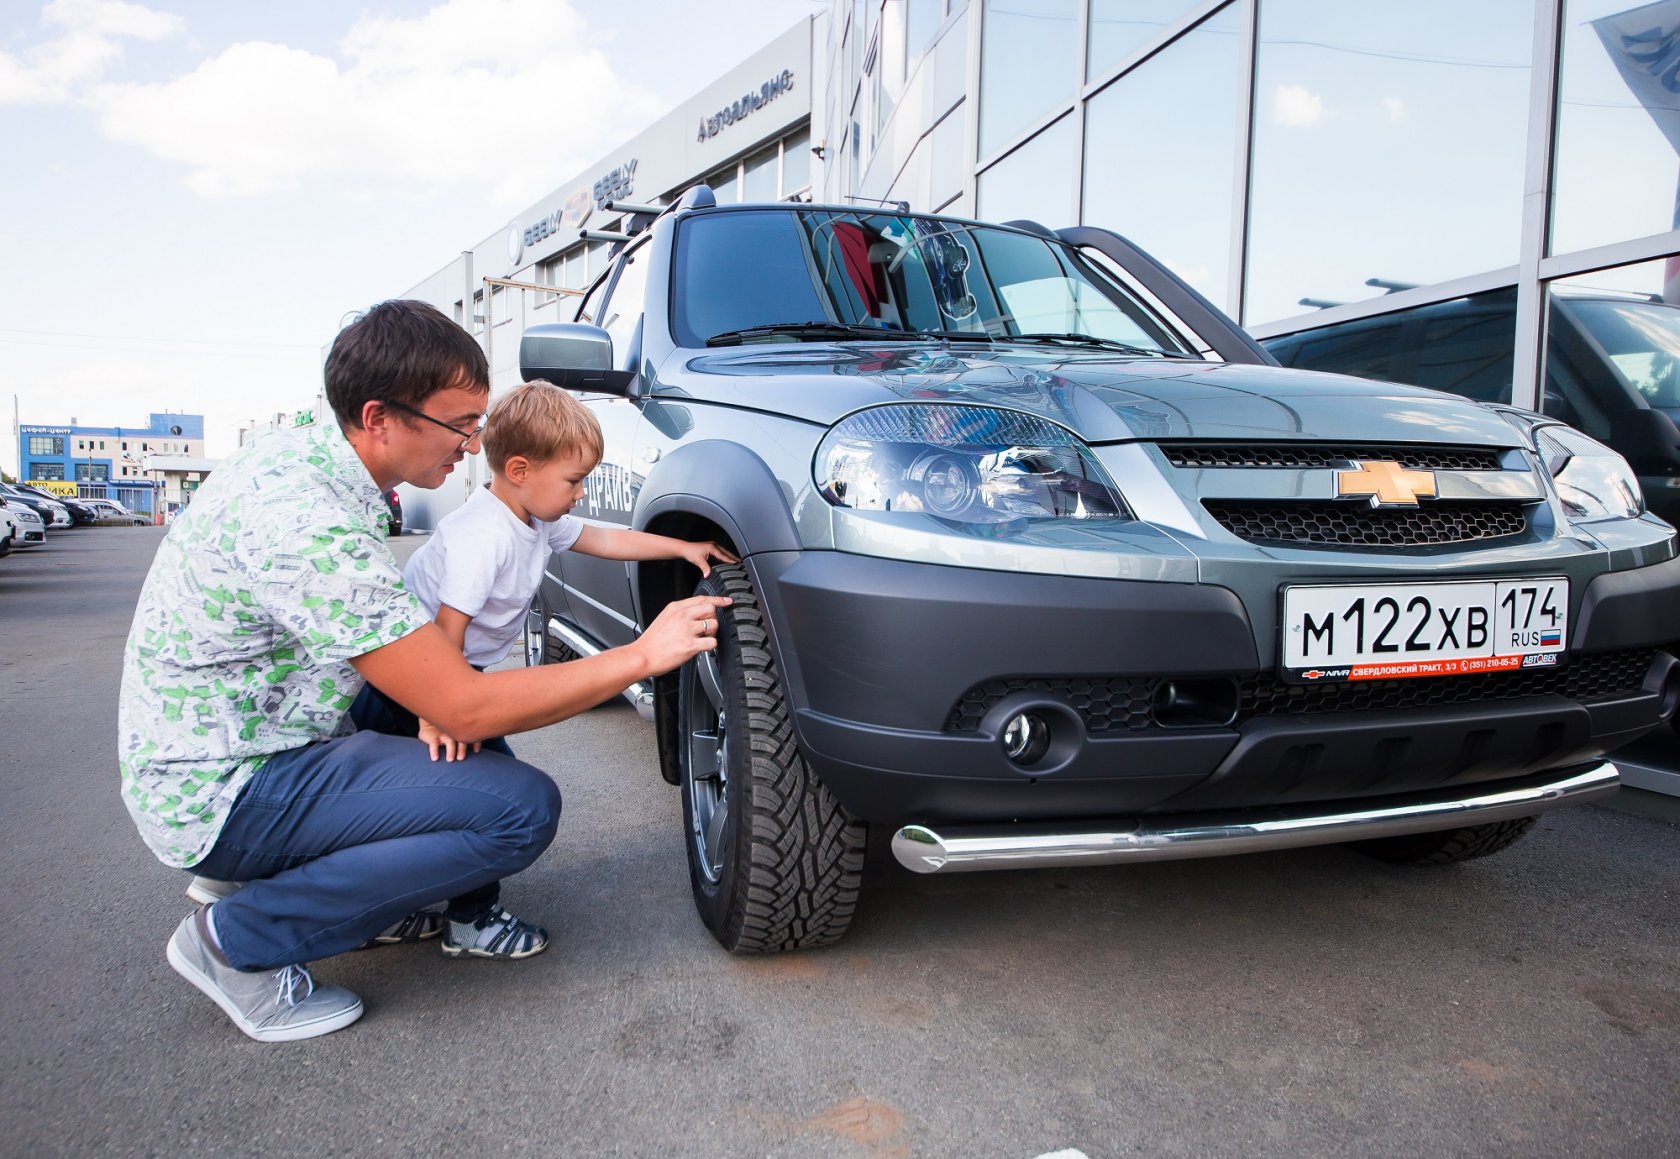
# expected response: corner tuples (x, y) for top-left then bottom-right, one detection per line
(677, 563), (866, 952)
(523, 589), (579, 667)
(1348, 816), (1539, 865)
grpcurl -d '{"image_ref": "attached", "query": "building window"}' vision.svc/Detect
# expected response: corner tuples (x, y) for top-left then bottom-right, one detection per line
(1244, 0), (1533, 326)
(978, 0), (1078, 157)
(743, 143), (780, 202)
(1553, 0), (1680, 256)
(781, 128), (812, 196)
(76, 463), (110, 482)
(977, 113), (1076, 226)
(1083, 4), (1241, 311)
(1088, 0), (1200, 80)
(27, 436), (63, 456)
(31, 463), (65, 481)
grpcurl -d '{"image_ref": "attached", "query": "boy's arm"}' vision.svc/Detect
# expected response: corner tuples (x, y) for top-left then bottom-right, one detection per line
(416, 604), (476, 762)
(571, 524), (739, 576)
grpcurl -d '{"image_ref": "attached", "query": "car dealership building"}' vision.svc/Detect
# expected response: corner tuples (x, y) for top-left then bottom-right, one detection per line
(391, 0), (1680, 791)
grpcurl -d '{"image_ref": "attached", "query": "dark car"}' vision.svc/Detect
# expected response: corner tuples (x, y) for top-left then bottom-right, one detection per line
(0, 482), (70, 530)
(384, 490), (403, 537)
(1260, 288), (1680, 530)
(14, 483), (95, 526)
(517, 188), (1680, 954)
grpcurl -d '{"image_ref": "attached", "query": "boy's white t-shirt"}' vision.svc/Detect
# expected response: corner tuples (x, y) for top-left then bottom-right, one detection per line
(403, 485), (585, 667)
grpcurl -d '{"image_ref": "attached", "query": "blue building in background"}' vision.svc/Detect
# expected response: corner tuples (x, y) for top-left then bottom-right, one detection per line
(17, 413), (205, 516)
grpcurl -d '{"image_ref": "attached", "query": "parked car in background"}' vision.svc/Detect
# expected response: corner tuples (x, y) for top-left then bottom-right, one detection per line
(15, 483), (95, 526)
(0, 482), (70, 529)
(81, 498), (149, 525)
(518, 190), (1680, 953)
(1260, 288), (1680, 531)
(384, 490), (403, 536)
(3, 499), (46, 547)
(0, 505), (16, 558)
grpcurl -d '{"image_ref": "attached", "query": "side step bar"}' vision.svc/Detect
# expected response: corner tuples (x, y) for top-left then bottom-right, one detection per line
(545, 617), (656, 721)
(891, 762), (1620, 874)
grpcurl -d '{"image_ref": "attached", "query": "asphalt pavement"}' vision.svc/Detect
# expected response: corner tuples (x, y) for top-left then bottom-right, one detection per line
(2, 527), (1677, 1157)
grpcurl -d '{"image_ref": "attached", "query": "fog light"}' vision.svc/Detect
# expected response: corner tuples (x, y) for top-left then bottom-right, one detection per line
(1002, 712), (1051, 765)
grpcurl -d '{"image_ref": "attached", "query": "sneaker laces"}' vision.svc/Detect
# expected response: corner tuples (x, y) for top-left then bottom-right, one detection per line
(275, 963), (317, 1008)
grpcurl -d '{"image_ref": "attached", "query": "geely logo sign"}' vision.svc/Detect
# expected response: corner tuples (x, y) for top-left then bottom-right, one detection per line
(1336, 460), (1438, 507)
(507, 220), (524, 265)
(562, 187), (592, 228)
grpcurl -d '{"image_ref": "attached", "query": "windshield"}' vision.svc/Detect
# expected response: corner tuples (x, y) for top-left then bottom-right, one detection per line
(1564, 297), (1680, 410)
(671, 208), (1192, 355)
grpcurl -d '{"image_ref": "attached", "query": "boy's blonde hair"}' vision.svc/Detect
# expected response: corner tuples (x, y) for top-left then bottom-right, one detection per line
(481, 380), (604, 473)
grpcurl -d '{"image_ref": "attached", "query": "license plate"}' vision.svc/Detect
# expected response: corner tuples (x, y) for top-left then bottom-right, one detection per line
(1281, 577), (1568, 682)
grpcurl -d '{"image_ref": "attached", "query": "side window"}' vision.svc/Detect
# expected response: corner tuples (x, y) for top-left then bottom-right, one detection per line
(1410, 297), (1516, 404)
(1274, 318), (1408, 382)
(597, 243), (651, 373)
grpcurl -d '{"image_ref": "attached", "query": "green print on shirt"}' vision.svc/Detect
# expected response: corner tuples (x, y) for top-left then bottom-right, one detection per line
(118, 420), (422, 868)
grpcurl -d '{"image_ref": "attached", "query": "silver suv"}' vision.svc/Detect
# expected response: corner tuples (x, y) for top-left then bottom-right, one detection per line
(519, 190), (1680, 953)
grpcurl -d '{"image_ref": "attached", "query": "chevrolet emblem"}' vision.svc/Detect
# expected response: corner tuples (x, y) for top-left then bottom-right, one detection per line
(1336, 460), (1437, 507)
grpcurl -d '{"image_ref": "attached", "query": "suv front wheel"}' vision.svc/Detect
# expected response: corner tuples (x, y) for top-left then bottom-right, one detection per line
(677, 564), (867, 952)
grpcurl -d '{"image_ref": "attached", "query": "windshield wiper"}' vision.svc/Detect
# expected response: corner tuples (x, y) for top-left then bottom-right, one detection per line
(1010, 332), (1186, 358)
(705, 321), (924, 346)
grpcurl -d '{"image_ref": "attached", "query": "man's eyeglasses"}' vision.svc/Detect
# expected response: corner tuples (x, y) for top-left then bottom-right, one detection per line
(385, 400), (487, 450)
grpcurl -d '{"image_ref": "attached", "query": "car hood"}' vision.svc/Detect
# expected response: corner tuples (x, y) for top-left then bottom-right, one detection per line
(669, 344), (1524, 446)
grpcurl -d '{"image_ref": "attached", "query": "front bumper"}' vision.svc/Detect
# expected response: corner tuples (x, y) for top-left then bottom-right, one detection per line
(892, 762), (1619, 873)
(749, 551), (1680, 825)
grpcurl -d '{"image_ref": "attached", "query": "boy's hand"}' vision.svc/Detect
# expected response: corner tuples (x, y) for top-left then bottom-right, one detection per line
(676, 540), (740, 577)
(418, 717), (480, 763)
(635, 594), (733, 675)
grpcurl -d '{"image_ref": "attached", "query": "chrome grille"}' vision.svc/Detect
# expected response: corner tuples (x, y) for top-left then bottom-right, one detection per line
(1204, 499), (1528, 547)
(1161, 443), (1504, 471)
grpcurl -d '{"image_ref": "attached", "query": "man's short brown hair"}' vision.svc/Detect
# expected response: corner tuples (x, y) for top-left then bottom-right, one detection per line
(481, 381), (604, 473)
(324, 300), (489, 429)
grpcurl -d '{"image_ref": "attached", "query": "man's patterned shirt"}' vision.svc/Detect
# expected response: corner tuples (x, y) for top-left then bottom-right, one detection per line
(118, 420), (425, 867)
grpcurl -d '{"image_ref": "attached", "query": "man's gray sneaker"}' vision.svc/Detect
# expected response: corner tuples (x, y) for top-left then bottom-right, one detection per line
(185, 876), (240, 905)
(166, 909), (363, 1043)
(186, 876), (444, 948)
(441, 903), (548, 960)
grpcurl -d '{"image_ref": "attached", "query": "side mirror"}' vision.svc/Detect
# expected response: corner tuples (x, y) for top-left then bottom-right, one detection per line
(519, 323), (637, 395)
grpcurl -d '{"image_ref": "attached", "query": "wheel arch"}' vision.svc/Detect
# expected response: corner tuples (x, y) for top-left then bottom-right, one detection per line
(630, 441), (802, 786)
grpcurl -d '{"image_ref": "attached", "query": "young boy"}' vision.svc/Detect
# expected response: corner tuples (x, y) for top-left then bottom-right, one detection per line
(348, 380), (737, 959)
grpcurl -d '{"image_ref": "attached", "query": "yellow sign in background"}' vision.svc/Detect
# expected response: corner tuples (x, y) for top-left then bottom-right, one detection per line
(29, 481), (80, 497)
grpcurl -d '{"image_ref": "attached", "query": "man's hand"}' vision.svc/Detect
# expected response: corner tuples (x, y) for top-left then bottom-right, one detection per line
(674, 540), (741, 577)
(632, 593), (733, 675)
(418, 717), (479, 762)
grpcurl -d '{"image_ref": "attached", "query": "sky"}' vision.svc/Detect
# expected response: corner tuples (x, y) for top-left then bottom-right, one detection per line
(0, 0), (823, 475)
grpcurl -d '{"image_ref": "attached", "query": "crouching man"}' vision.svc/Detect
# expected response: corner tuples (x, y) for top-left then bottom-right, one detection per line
(118, 300), (728, 1042)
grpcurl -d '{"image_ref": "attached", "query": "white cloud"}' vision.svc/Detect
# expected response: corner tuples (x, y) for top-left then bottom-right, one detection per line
(0, 0), (181, 103)
(86, 0), (664, 205)
(1382, 97), (1407, 124)
(1273, 83), (1324, 127)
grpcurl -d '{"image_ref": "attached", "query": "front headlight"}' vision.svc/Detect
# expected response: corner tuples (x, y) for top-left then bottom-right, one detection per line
(815, 403), (1129, 528)
(1535, 424), (1644, 521)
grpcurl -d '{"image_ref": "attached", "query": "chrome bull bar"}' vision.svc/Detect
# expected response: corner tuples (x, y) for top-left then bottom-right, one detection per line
(891, 762), (1620, 874)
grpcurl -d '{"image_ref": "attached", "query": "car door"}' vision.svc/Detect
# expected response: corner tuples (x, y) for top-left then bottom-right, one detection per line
(552, 241), (653, 648)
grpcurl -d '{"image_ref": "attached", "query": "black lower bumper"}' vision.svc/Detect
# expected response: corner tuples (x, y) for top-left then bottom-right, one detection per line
(750, 550), (1680, 825)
